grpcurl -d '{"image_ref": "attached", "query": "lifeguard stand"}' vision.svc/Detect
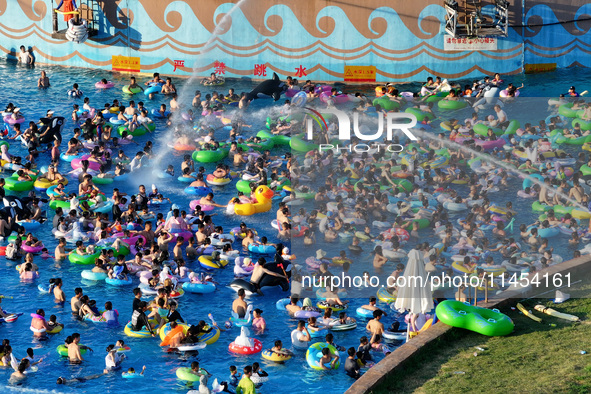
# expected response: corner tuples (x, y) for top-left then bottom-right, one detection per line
(50, 0), (100, 41)
(444, 0), (509, 38)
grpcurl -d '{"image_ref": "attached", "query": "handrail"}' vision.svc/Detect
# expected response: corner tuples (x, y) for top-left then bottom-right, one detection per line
(54, 9), (80, 15)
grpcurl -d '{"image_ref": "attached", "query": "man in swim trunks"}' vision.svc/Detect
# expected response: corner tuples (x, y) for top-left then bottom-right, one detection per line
(366, 310), (385, 336)
(68, 333), (86, 363)
(170, 93), (179, 111)
(248, 257), (288, 296)
(290, 320), (311, 349)
(145, 72), (164, 86)
(360, 297), (388, 316)
(37, 70), (50, 88)
(53, 277), (65, 304)
(285, 296), (302, 316)
(128, 76), (143, 92)
(161, 78), (176, 95)
(232, 289), (248, 318)
(70, 287), (83, 316)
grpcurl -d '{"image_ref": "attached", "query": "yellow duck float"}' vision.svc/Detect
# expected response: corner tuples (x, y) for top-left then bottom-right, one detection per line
(234, 185), (274, 216)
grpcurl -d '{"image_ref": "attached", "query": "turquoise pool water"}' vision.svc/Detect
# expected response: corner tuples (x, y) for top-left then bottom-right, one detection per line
(0, 59), (589, 393)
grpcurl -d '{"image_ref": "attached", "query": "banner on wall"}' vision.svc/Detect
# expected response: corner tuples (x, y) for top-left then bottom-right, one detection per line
(344, 65), (376, 82)
(444, 36), (497, 51)
(112, 55), (141, 72)
(524, 63), (557, 74)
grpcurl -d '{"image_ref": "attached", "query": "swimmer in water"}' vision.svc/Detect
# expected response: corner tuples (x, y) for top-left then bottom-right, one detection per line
(10, 359), (30, 383)
(57, 372), (106, 385)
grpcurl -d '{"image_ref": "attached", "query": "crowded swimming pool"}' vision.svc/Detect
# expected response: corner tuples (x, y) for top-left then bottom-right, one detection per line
(0, 58), (590, 394)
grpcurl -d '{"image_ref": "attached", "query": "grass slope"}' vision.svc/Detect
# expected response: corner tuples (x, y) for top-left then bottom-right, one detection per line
(372, 296), (591, 394)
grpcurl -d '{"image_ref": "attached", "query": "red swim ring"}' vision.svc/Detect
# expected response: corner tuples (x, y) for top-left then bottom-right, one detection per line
(228, 338), (262, 355)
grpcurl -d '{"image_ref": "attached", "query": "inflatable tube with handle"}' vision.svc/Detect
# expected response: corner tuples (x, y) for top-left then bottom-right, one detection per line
(66, 19), (88, 44)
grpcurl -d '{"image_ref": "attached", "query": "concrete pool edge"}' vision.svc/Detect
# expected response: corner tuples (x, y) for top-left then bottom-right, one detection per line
(345, 254), (591, 394)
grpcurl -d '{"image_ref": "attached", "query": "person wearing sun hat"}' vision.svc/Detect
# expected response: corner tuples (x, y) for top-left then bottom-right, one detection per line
(149, 184), (159, 199)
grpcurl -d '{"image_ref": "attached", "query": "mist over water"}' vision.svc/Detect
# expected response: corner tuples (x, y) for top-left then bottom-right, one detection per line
(152, 0), (249, 167)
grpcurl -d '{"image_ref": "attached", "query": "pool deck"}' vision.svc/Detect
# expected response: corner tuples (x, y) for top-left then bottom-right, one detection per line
(345, 253), (591, 394)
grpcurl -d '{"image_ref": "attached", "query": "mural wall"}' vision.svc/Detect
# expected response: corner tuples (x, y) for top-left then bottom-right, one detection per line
(1, 0), (589, 82)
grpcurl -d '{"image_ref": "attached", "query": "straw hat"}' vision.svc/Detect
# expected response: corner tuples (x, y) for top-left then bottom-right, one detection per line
(399, 203), (411, 213)
(316, 249), (327, 259)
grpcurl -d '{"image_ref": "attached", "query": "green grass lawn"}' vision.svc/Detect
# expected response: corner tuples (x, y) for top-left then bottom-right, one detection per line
(371, 290), (591, 393)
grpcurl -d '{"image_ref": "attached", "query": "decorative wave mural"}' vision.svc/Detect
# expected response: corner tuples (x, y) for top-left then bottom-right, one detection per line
(524, 3), (591, 68)
(0, 0), (588, 81)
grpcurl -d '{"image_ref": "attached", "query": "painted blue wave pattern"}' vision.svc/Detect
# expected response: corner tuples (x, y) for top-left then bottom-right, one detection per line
(0, 1), (587, 80)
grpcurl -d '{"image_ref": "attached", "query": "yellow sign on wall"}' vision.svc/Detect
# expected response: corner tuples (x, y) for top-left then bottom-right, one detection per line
(524, 63), (557, 74)
(344, 65), (376, 82)
(112, 55), (141, 73)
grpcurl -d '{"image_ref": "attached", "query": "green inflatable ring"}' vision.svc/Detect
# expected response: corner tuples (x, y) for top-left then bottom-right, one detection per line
(290, 136), (318, 153)
(435, 148), (450, 158)
(92, 176), (114, 185)
(580, 164), (591, 176)
(122, 85), (142, 95)
(517, 164), (539, 173)
(425, 92), (449, 103)
(265, 115), (290, 129)
(473, 123), (503, 136)
(257, 130), (291, 146)
(176, 367), (209, 382)
(235, 179), (255, 194)
(192, 149), (228, 163)
(503, 120), (520, 135)
(558, 103), (577, 118)
(553, 205), (574, 216)
(404, 107), (435, 122)
(437, 99), (467, 110)
(372, 97), (400, 111)
(555, 134), (591, 145)
(572, 118), (591, 131)
(237, 138), (274, 152)
(236, 178), (290, 194)
(117, 125), (145, 137)
(49, 200), (70, 210)
(4, 177), (34, 192)
(413, 218), (430, 229)
(436, 300), (514, 336)
(69, 251), (101, 265)
(531, 201), (553, 212)
(101, 244), (130, 257)
(7, 235), (26, 243)
(117, 123), (155, 137)
(393, 178), (413, 193)
(57, 344), (88, 357)
(353, 180), (390, 193)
